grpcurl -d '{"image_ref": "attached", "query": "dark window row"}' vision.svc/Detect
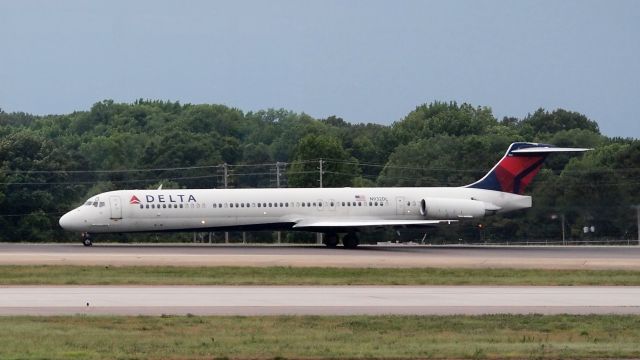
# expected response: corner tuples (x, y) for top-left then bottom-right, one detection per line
(138, 200), (390, 210)
(139, 203), (204, 209)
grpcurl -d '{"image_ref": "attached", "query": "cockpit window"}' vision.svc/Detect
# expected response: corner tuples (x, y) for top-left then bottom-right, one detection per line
(85, 201), (92, 206)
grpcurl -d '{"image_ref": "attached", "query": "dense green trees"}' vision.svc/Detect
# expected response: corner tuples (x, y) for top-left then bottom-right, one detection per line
(0, 100), (637, 243)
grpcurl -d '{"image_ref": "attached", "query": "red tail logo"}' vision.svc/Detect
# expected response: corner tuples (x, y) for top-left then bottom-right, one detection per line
(130, 195), (141, 204)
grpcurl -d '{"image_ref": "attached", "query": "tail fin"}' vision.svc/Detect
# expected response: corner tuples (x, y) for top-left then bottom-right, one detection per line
(465, 142), (590, 194)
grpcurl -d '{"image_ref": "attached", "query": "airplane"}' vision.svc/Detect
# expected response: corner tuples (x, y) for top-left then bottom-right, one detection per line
(59, 142), (589, 247)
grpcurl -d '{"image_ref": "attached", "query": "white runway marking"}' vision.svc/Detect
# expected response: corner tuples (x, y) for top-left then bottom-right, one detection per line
(1, 286), (640, 315)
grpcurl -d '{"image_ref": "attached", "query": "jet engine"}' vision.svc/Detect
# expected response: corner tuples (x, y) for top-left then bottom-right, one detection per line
(419, 198), (492, 219)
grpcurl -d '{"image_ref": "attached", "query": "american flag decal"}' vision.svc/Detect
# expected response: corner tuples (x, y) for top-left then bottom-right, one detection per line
(355, 194), (366, 201)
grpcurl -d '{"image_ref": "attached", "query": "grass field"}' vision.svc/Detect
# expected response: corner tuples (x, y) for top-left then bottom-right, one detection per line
(1, 265), (640, 285)
(1, 315), (639, 359)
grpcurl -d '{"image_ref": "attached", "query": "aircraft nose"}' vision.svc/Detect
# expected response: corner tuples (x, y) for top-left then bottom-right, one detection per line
(59, 212), (71, 229)
(59, 211), (79, 231)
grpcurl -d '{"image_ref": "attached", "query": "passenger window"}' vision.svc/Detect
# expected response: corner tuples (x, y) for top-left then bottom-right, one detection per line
(191, 204), (195, 208)
(375, 202), (378, 206)
(407, 201), (411, 206)
(213, 204), (217, 208)
(241, 203), (245, 208)
(218, 203), (222, 208)
(279, 203), (283, 207)
(146, 204), (149, 209)
(285, 203), (289, 207)
(263, 203), (267, 208)
(230, 203), (234, 208)
(235, 203), (239, 208)
(180, 204), (183, 208)
(139, 204), (143, 209)
(302, 203), (306, 207)
(269, 203), (272, 207)
(274, 203), (278, 208)
(358, 202), (362, 206)
(162, 204), (166, 208)
(369, 202), (372, 206)
(258, 203), (261, 208)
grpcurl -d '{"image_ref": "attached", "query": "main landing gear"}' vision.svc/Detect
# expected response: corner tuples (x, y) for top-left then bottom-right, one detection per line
(323, 233), (339, 248)
(342, 233), (359, 249)
(323, 232), (359, 249)
(81, 232), (93, 247)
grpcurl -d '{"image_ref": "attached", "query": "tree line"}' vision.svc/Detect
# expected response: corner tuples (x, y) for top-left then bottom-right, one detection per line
(0, 99), (638, 243)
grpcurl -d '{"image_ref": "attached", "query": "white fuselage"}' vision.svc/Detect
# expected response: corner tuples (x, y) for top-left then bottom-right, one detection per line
(59, 187), (531, 233)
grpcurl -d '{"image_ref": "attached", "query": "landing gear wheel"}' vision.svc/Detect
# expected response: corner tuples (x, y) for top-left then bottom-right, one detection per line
(81, 233), (93, 247)
(323, 233), (339, 248)
(342, 233), (359, 249)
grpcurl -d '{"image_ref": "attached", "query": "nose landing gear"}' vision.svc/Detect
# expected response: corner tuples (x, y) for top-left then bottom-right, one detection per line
(81, 232), (93, 247)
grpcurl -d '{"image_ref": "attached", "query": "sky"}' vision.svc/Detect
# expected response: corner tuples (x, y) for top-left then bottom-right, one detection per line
(1, 0), (638, 138)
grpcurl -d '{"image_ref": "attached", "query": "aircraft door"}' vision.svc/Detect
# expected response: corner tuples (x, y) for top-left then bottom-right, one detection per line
(395, 196), (405, 216)
(109, 196), (122, 219)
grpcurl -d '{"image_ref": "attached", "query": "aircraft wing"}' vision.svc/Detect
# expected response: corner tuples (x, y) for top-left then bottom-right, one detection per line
(291, 218), (457, 228)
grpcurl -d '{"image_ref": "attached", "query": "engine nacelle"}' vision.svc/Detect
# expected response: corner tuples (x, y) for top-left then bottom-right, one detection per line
(419, 197), (488, 219)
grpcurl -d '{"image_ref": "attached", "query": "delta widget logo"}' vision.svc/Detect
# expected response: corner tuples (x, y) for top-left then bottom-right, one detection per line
(130, 195), (141, 205)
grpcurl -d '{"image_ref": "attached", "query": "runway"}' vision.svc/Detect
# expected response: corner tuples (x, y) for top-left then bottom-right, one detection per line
(1, 285), (639, 316)
(1, 243), (639, 269)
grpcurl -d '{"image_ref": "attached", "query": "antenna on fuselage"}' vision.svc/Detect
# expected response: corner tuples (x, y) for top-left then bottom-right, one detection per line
(157, 184), (163, 190)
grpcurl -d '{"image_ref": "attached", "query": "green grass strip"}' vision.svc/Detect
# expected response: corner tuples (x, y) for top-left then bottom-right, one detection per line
(1, 315), (639, 359)
(1, 265), (640, 285)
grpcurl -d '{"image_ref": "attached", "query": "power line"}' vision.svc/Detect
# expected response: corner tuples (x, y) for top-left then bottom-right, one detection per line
(2, 158), (639, 175)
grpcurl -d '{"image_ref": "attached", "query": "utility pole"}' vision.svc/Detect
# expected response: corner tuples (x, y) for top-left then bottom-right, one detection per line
(317, 159), (324, 245)
(561, 213), (566, 245)
(634, 205), (640, 245)
(551, 213), (566, 245)
(223, 163), (229, 244)
(276, 162), (282, 244)
(319, 159), (323, 188)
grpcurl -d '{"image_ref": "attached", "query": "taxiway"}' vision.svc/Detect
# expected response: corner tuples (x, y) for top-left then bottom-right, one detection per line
(0, 285), (639, 316)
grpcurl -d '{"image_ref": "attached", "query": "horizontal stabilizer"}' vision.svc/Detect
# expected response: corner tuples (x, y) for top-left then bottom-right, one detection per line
(510, 147), (591, 154)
